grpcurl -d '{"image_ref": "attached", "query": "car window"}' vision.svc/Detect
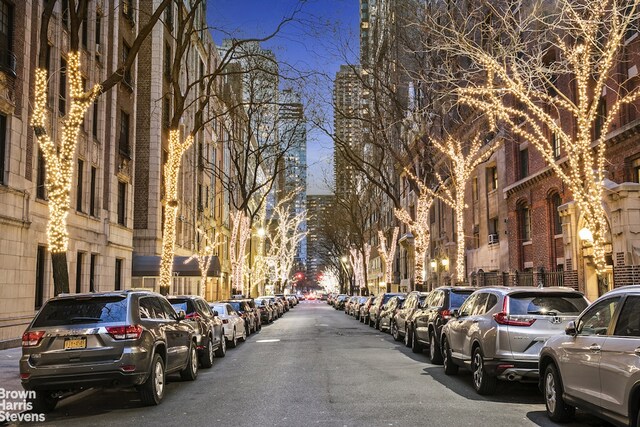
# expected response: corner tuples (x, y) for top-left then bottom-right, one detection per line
(577, 296), (621, 336)
(458, 294), (477, 316)
(449, 290), (473, 309)
(197, 299), (212, 317)
(139, 297), (157, 319)
(509, 292), (588, 315)
(613, 296), (640, 337)
(471, 293), (489, 316)
(486, 294), (498, 312)
(33, 296), (128, 327)
(157, 298), (178, 320)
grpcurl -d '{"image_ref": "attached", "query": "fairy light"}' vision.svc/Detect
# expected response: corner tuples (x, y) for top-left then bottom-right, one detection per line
(445, 0), (640, 274)
(159, 130), (194, 291)
(32, 52), (101, 255)
(378, 227), (398, 283)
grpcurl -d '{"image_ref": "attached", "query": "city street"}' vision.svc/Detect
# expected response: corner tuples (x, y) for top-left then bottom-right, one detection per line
(18, 301), (609, 427)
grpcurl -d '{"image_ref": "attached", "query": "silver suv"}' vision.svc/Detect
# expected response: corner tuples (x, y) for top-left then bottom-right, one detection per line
(20, 290), (199, 412)
(440, 286), (588, 395)
(539, 285), (640, 426)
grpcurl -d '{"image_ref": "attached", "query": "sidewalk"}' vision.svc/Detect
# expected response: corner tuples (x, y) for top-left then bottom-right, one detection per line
(0, 347), (21, 394)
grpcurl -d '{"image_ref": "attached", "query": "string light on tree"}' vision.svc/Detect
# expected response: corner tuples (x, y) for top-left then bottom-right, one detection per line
(378, 228), (398, 284)
(159, 130), (194, 292)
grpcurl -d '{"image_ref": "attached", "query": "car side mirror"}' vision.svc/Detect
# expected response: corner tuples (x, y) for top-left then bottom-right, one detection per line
(213, 310), (219, 317)
(452, 309), (460, 318)
(177, 310), (186, 321)
(565, 321), (577, 336)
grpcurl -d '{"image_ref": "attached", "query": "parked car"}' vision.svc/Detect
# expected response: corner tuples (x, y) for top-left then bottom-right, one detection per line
(440, 287), (588, 395)
(297, 294), (306, 301)
(359, 296), (376, 324)
(287, 295), (298, 306)
(539, 285), (640, 426)
(210, 303), (247, 348)
(378, 295), (406, 332)
(369, 293), (406, 329)
(256, 296), (283, 318)
(410, 286), (477, 362)
(20, 290), (199, 411)
(345, 296), (359, 314)
(391, 291), (429, 344)
(351, 296), (368, 318)
(334, 294), (350, 310)
(219, 299), (259, 335)
(255, 298), (275, 323)
(275, 294), (292, 311)
(167, 295), (226, 368)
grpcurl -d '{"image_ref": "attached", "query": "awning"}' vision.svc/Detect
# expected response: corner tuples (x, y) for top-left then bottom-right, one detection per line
(132, 255), (221, 278)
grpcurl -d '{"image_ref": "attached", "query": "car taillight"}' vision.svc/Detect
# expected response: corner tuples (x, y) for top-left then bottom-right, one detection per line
(493, 312), (536, 326)
(222, 319), (229, 324)
(22, 331), (45, 347)
(185, 312), (200, 319)
(106, 325), (143, 340)
(441, 309), (451, 320)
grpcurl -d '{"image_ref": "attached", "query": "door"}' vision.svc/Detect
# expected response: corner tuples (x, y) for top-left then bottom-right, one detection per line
(448, 293), (479, 358)
(560, 296), (621, 405)
(599, 295), (640, 417)
(155, 297), (188, 370)
(461, 293), (490, 360)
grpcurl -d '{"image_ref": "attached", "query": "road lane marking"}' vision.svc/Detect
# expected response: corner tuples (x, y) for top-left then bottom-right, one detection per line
(255, 339), (281, 343)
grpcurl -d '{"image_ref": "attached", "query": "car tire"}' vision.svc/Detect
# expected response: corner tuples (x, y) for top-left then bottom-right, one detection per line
(375, 319), (381, 330)
(139, 353), (165, 406)
(240, 327), (247, 342)
(544, 364), (575, 423)
(258, 321), (262, 331)
(245, 323), (250, 337)
(214, 332), (226, 358)
(200, 336), (214, 368)
(180, 341), (199, 381)
(471, 347), (496, 395)
(404, 326), (411, 348)
(29, 391), (58, 413)
(429, 332), (443, 365)
(442, 337), (458, 375)
(392, 321), (401, 341)
(412, 327), (423, 353)
(228, 329), (238, 348)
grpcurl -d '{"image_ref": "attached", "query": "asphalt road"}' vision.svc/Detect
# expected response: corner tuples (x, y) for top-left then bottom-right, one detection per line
(20, 301), (612, 427)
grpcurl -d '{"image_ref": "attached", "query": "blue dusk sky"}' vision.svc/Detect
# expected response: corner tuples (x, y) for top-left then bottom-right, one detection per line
(207, 0), (360, 195)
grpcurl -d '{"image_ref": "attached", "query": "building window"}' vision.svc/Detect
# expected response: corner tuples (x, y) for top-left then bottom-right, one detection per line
(473, 225), (480, 249)
(519, 148), (529, 179)
(518, 204), (531, 242)
(0, 113), (5, 185)
(550, 193), (562, 235)
(551, 132), (560, 159)
(117, 181), (126, 226)
(92, 101), (99, 137)
(115, 258), (123, 290)
(122, 42), (133, 87)
(61, 0), (69, 28)
(164, 3), (173, 30)
(0, 0), (13, 64)
(76, 159), (84, 212)
(89, 254), (97, 292)
(472, 176), (478, 202)
(59, 57), (67, 115)
(95, 13), (101, 45)
(119, 111), (130, 157)
(163, 96), (170, 129)
(164, 42), (171, 78)
(75, 251), (84, 293)
(81, 17), (88, 48)
(486, 166), (498, 191)
(635, 165), (640, 184)
(90, 166), (97, 216)
(35, 245), (46, 309)
(36, 148), (46, 199)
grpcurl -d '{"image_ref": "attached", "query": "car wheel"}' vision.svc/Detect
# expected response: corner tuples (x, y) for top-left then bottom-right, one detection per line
(258, 321), (262, 331)
(245, 323), (250, 337)
(442, 337), (458, 375)
(544, 364), (575, 422)
(240, 327), (247, 342)
(214, 332), (226, 357)
(429, 332), (443, 365)
(471, 347), (496, 395)
(139, 353), (165, 406)
(29, 391), (58, 413)
(228, 329), (238, 348)
(180, 341), (199, 381)
(404, 326), (411, 348)
(200, 336), (214, 369)
(412, 327), (424, 353)
(392, 321), (401, 341)
(375, 319), (381, 330)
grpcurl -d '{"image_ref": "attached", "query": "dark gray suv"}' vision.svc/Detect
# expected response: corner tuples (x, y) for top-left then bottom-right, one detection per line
(20, 290), (199, 412)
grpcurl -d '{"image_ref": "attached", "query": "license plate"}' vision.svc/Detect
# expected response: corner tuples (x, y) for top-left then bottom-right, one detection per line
(64, 337), (86, 350)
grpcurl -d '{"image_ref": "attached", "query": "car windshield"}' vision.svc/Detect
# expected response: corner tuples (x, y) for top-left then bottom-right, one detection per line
(382, 294), (400, 304)
(212, 305), (226, 314)
(168, 299), (195, 315)
(33, 296), (128, 327)
(509, 292), (588, 316)
(228, 302), (242, 311)
(449, 291), (473, 309)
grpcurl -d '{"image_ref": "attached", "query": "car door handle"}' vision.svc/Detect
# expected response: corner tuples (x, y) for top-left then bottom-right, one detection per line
(589, 344), (601, 352)
(634, 347), (640, 356)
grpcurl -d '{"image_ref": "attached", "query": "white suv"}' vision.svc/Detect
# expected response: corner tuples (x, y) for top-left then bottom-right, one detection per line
(539, 285), (640, 426)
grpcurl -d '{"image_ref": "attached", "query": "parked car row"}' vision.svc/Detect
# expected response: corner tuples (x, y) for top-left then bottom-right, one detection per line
(340, 285), (640, 427)
(19, 290), (298, 413)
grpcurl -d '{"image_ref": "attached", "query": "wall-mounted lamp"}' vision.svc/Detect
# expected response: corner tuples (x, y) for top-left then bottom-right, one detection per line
(430, 260), (437, 269)
(440, 258), (449, 268)
(578, 227), (593, 242)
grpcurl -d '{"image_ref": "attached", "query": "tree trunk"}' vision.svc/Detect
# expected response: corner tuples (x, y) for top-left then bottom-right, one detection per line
(455, 203), (466, 284)
(51, 252), (70, 295)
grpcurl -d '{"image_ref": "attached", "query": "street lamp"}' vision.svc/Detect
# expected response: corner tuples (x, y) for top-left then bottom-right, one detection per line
(578, 227), (593, 242)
